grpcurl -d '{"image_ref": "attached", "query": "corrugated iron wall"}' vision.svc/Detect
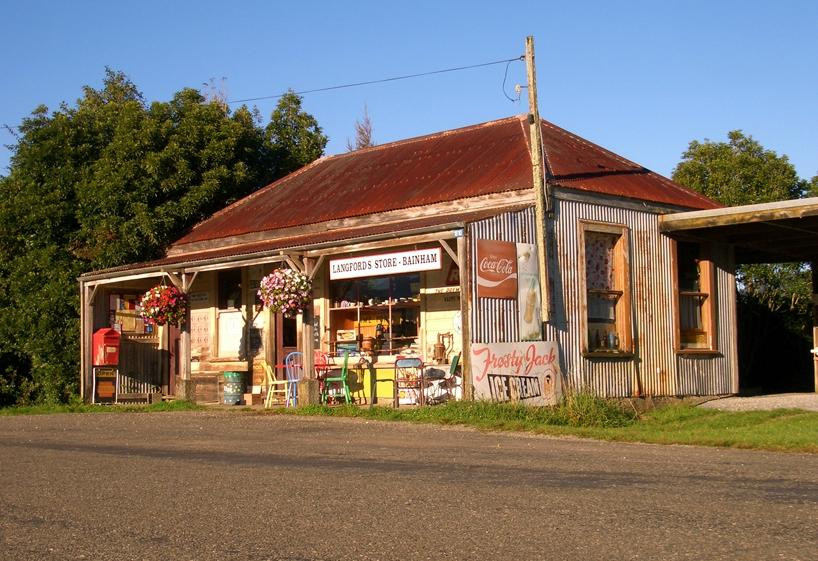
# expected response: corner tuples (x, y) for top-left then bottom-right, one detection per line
(469, 207), (537, 343)
(468, 200), (736, 397)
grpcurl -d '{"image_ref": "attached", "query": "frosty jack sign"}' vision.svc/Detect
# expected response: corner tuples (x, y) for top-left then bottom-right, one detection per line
(471, 341), (560, 405)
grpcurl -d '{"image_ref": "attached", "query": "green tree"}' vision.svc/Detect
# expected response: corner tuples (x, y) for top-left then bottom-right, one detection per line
(0, 70), (327, 405)
(265, 91), (328, 176)
(673, 130), (806, 206)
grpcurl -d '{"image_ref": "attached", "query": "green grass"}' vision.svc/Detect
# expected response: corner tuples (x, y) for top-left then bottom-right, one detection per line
(262, 397), (818, 453)
(0, 399), (203, 416)
(4, 393), (816, 453)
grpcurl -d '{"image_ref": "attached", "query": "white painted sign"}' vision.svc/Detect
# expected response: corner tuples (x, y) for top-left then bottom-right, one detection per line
(471, 341), (561, 406)
(329, 248), (442, 280)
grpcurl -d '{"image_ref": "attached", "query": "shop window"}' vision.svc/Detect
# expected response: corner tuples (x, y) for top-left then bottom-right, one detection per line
(580, 222), (632, 355)
(674, 242), (716, 351)
(108, 293), (154, 335)
(329, 273), (421, 358)
(218, 269), (242, 310)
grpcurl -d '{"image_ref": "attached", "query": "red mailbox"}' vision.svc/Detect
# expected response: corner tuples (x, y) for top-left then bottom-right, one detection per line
(92, 328), (121, 366)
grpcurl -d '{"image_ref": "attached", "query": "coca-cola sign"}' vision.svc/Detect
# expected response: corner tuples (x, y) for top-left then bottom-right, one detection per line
(476, 239), (518, 298)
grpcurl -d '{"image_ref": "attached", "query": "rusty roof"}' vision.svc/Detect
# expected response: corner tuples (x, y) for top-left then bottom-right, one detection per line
(172, 115), (718, 247)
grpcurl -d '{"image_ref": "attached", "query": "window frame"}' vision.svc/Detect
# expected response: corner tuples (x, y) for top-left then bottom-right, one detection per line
(578, 221), (633, 357)
(672, 240), (718, 354)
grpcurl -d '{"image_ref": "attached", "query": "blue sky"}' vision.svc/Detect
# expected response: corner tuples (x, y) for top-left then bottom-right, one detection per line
(2, 0), (816, 182)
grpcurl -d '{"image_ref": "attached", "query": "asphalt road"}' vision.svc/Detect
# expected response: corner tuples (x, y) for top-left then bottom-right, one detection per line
(1, 412), (816, 561)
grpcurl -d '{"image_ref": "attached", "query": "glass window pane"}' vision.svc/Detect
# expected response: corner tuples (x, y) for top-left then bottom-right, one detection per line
(218, 269), (242, 309)
(585, 233), (617, 290)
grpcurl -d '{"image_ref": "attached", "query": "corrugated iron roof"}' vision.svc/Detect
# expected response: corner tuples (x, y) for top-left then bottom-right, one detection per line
(173, 115), (718, 247)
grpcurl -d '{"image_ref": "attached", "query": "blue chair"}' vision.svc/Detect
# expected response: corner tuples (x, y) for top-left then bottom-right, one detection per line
(284, 352), (303, 407)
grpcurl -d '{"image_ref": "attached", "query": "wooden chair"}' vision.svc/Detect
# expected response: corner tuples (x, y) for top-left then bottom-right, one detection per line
(261, 359), (288, 408)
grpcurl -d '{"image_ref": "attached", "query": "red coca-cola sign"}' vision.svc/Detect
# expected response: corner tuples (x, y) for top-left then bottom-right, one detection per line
(476, 239), (518, 299)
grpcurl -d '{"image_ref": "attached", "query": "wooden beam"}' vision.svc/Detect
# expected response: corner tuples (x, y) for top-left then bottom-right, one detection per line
(659, 197), (818, 232)
(164, 271), (183, 290)
(308, 255), (326, 281)
(439, 239), (458, 263)
(82, 271), (171, 286)
(183, 255), (288, 274)
(304, 230), (460, 258)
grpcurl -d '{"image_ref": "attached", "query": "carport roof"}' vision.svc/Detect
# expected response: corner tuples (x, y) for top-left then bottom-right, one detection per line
(659, 197), (818, 264)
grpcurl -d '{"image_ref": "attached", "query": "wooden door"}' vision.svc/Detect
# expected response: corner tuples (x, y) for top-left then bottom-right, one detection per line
(275, 314), (298, 366)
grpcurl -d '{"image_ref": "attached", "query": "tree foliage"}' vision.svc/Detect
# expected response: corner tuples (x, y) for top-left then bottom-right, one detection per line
(0, 69), (327, 405)
(673, 130), (806, 206)
(346, 104), (375, 151)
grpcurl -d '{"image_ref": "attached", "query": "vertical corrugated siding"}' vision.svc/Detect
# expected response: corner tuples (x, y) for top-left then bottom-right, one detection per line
(468, 199), (736, 398)
(674, 243), (737, 395)
(469, 208), (537, 343)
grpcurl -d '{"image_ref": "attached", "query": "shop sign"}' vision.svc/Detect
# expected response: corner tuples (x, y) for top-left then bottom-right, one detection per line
(329, 248), (442, 280)
(476, 240), (518, 299)
(471, 341), (560, 405)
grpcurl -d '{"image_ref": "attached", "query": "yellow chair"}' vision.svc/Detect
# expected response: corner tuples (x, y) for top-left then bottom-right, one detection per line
(261, 360), (289, 408)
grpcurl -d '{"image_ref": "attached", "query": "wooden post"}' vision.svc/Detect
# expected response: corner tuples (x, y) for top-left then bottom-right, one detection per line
(458, 233), (472, 400)
(177, 272), (193, 400)
(81, 282), (98, 403)
(79, 282), (87, 401)
(525, 35), (553, 327)
(298, 257), (320, 405)
(812, 262), (818, 393)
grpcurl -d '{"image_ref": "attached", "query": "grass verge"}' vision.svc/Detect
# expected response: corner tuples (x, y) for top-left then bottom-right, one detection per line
(263, 397), (818, 453)
(0, 400), (203, 416)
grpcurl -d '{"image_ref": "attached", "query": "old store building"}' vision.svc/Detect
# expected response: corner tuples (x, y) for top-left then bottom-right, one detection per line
(79, 115), (751, 405)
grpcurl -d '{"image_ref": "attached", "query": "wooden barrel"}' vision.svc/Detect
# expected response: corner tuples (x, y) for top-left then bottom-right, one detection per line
(223, 371), (243, 405)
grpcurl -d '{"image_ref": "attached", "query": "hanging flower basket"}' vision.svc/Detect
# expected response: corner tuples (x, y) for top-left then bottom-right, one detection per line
(258, 268), (312, 318)
(139, 284), (189, 327)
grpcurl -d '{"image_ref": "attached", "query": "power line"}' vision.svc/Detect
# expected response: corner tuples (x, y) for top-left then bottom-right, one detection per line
(227, 55), (524, 104)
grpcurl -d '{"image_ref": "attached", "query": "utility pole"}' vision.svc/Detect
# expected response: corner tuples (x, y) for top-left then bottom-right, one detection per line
(525, 35), (553, 327)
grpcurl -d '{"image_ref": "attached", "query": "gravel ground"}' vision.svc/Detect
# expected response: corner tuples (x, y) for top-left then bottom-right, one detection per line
(1, 411), (817, 561)
(698, 392), (818, 412)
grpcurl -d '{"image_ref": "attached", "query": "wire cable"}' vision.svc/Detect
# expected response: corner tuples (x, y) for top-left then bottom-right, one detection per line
(502, 58), (520, 102)
(228, 55), (525, 104)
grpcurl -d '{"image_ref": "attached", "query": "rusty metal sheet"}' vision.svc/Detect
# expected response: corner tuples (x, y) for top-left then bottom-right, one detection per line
(175, 116), (718, 246)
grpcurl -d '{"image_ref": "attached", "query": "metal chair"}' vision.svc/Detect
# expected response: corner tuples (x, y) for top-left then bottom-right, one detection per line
(423, 353), (461, 405)
(284, 352), (303, 407)
(394, 356), (423, 407)
(320, 351), (352, 404)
